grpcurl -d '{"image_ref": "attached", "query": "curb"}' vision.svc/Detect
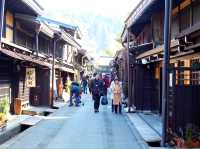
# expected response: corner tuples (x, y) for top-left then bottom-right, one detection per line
(124, 112), (149, 149)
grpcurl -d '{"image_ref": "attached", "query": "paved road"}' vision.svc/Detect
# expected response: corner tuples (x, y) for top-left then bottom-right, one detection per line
(0, 95), (148, 149)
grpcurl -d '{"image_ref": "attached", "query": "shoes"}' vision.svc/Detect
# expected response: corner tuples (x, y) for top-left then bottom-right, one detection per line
(68, 104), (73, 107)
(94, 109), (99, 113)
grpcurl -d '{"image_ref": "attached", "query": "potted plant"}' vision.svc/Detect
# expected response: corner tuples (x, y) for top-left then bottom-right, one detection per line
(183, 124), (200, 148)
(171, 124), (200, 148)
(0, 97), (9, 125)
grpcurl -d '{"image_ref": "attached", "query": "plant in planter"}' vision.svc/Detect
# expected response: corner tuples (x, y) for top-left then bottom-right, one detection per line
(184, 124), (200, 148)
(171, 124), (200, 148)
(0, 97), (9, 123)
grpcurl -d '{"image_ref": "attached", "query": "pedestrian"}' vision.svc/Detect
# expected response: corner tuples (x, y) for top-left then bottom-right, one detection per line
(111, 77), (122, 114)
(81, 77), (88, 94)
(69, 81), (81, 106)
(102, 74), (110, 96)
(90, 73), (103, 113)
(88, 73), (97, 94)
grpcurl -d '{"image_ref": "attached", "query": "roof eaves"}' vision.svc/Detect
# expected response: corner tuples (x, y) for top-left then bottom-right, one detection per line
(21, 0), (44, 15)
(125, 0), (157, 28)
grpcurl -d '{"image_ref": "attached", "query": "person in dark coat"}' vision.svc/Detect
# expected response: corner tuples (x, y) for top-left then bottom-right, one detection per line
(90, 74), (103, 113)
(69, 81), (81, 106)
(88, 73), (97, 94)
(81, 77), (88, 94)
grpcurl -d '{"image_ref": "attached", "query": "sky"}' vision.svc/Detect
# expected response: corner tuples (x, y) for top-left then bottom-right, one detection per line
(37, 0), (141, 58)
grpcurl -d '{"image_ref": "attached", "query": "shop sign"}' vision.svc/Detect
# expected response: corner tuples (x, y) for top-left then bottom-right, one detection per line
(26, 68), (36, 87)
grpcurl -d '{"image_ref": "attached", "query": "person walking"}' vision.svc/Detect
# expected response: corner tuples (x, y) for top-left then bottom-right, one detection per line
(81, 77), (88, 94)
(69, 81), (81, 107)
(102, 74), (110, 97)
(112, 77), (122, 114)
(88, 73), (97, 94)
(91, 74), (103, 113)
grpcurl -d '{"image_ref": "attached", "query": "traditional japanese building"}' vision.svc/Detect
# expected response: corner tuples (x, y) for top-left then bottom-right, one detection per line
(0, 0), (84, 114)
(122, 0), (200, 145)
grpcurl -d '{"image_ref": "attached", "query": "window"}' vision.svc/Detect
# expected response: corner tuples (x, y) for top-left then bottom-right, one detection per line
(193, 0), (200, 25)
(5, 11), (14, 42)
(191, 59), (200, 85)
(180, 6), (190, 31)
(178, 61), (185, 85)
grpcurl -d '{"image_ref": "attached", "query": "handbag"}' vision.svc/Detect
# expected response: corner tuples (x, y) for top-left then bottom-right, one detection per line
(101, 96), (108, 105)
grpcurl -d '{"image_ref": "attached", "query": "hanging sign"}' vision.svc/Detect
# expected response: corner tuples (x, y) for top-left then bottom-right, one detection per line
(26, 68), (36, 87)
(169, 73), (173, 87)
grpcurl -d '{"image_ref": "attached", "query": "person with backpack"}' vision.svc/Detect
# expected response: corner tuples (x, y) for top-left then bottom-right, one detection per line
(91, 73), (103, 113)
(69, 81), (81, 107)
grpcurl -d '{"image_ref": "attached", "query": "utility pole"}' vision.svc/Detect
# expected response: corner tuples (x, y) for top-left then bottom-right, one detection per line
(162, 0), (172, 146)
(0, 0), (5, 43)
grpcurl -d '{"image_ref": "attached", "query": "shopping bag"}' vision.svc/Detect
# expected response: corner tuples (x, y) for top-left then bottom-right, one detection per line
(101, 96), (108, 105)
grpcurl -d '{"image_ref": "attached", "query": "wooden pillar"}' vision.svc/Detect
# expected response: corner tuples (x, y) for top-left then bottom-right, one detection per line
(0, 0), (5, 43)
(162, 0), (172, 146)
(35, 25), (40, 56)
(13, 16), (16, 43)
(178, 3), (181, 33)
(127, 29), (131, 109)
(190, 0), (193, 27)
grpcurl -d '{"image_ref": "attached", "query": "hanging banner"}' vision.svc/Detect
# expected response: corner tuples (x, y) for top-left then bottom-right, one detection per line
(26, 68), (36, 87)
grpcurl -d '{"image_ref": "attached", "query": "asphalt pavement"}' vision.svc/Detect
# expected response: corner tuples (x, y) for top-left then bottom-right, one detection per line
(0, 94), (148, 149)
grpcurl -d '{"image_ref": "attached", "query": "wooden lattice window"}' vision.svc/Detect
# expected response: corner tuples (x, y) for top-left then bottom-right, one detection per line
(178, 61), (185, 85)
(180, 5), (191, 31)
(191, 59), (200, 85)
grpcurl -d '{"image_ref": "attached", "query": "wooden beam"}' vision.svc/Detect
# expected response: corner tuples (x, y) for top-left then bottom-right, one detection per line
(0, 0), (5, 42)
(172, 0), (191, 16)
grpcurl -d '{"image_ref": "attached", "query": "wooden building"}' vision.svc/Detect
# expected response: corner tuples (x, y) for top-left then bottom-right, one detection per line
(113, 49), (128, 99)
(0, 0), (84, 113)
(122, 0), (200, 144)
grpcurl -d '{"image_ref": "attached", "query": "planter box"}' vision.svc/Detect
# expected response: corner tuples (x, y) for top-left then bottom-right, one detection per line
(0, 120), (7, 131)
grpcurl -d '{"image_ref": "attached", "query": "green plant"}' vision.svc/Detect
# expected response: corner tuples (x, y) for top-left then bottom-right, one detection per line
(0, 113), (6, 122)
(0, 97), (9, 115)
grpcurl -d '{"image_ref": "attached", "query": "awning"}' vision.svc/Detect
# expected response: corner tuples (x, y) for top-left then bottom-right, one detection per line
(55, 65), (75, 74)
(0, 47), (23, 60)
(0, 48), (52, 68)
(136, 40), (179, 59)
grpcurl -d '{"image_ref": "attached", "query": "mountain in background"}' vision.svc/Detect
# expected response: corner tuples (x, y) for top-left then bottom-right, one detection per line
(43, 10), (123, 57)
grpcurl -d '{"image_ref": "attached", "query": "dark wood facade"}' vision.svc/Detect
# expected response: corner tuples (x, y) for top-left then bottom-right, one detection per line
(122, 0), (200, 145)
(0, 0), (82, 113)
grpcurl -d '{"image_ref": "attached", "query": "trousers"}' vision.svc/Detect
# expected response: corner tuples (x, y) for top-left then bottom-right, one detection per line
(93, 95), (100, 110)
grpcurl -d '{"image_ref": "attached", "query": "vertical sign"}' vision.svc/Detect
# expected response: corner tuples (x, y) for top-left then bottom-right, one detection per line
(169, 73), (173, 87)
(26, 68), (36, 87)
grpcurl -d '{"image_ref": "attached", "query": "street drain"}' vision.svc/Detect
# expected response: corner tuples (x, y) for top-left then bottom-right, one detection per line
(147, 141), (161, 147)
(20, 124), (32, 132)
(43, 111), (52, 116)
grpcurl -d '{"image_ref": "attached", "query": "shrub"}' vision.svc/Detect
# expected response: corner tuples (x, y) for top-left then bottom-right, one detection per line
(0, 97), (9, 115)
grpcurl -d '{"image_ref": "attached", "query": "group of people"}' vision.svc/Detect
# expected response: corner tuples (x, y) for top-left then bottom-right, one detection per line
(66, 73), (123, 114)
(89, 73), (122, 114)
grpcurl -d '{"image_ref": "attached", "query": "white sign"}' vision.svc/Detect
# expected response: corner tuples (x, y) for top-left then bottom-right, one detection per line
(169, 73), (173, 87)
(26, 68), (36, 87)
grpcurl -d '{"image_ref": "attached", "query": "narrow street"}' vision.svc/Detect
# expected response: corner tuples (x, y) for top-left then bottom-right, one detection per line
(0, 95), (148, 149)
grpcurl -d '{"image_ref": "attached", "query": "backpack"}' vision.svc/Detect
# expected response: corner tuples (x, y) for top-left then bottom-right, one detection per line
(92, 80), (100, 96)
